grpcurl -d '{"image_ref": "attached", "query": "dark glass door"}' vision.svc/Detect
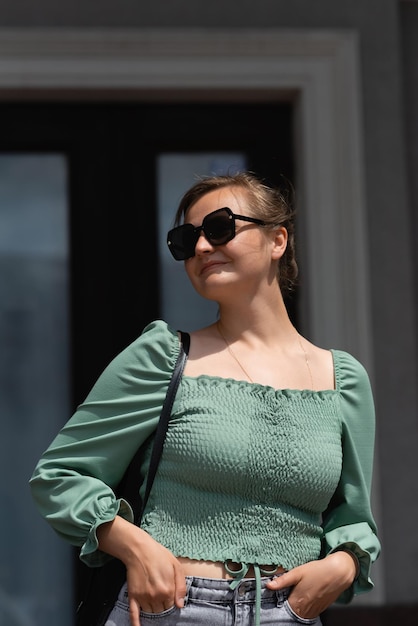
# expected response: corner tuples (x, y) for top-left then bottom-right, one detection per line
(0, 100), (294, 623)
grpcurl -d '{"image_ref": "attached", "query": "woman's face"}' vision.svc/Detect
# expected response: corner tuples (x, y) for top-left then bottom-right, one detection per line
(183, 186), (286, 302)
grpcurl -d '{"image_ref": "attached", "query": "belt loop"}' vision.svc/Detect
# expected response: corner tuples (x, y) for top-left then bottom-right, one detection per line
(273, 579), (290, 605)
(183, 576), (193, 607)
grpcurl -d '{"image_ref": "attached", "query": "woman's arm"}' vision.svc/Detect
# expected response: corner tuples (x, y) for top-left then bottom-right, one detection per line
(320, 350), (381, 602)
(29, 321), (181, 565)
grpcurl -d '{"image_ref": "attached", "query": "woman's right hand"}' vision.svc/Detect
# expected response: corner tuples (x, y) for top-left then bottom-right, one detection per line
(125, 530), (187, 625)
(97, 515), (187, 626)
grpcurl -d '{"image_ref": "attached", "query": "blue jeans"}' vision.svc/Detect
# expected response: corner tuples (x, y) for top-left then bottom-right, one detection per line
(105, 576), (322, 625)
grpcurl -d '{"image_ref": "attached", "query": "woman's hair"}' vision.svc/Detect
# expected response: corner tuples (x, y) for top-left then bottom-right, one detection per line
(174, 172), (298, 294)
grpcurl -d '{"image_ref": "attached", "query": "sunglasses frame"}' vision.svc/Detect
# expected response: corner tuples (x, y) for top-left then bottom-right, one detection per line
(167, 207), (266, 261)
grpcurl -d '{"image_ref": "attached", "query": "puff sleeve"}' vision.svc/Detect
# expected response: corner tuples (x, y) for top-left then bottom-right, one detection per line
(29, 320), (181, 567)
(321, 350), (381, 602)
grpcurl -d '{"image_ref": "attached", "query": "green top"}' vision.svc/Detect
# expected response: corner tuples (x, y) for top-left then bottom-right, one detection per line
(30, 320), (380, 603)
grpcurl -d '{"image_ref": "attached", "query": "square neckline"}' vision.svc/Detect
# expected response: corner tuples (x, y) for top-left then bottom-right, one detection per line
(182, 349), (339, 395)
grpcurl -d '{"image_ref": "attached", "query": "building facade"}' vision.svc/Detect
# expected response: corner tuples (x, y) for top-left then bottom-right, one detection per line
(0, 1), (417, 624)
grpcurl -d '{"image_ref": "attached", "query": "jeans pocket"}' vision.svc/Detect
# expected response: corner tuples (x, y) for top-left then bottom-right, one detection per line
(105, 600), (131, 626)
(284, 599), (321, 624)
(139, 605), (179, 622)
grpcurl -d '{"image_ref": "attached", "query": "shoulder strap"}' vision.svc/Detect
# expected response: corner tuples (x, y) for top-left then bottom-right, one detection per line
(139, 330), (190, 520)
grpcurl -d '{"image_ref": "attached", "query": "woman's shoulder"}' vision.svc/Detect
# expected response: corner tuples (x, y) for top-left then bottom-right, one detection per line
(331, 349), (372, 395)
(139, 319), (178, 343)
(127, 318), (179, 357)
(101, 320), (181, 382)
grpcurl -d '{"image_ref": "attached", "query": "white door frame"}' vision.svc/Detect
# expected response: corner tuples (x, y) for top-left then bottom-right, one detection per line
(0, 27), (372, 364)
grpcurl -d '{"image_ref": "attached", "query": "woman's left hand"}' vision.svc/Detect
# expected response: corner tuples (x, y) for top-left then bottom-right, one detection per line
(266, 551), (357, 619)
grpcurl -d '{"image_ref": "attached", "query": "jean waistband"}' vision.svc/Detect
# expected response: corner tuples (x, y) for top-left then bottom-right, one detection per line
(116, 574), (289, 605)
(185, 574), (289, 603)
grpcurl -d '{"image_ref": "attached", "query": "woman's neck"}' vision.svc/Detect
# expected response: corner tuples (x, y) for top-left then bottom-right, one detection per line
(216, 290), (295, 344)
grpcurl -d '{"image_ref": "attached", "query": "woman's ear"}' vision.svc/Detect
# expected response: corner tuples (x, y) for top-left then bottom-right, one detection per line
(271, 227), (288, 260)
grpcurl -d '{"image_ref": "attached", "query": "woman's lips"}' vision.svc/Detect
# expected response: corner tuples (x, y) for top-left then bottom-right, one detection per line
(200, 260), (227, 275)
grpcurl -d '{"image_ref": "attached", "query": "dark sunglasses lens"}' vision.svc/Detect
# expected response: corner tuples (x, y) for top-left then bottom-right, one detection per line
(167, 224), (197, 260)
(167, 208), (235, 260)
(204, 211), (234, 245)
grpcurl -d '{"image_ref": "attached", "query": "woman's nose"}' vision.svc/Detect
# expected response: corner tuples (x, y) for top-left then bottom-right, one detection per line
(194, 230), (214, 255)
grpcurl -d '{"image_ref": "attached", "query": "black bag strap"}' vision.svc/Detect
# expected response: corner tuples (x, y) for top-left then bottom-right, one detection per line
(138, 330), (190, 521)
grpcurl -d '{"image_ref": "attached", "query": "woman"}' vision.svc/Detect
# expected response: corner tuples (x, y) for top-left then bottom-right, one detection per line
(30, 173), (380, 626)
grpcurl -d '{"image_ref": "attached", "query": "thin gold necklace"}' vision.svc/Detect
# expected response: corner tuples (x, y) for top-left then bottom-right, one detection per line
(217, 322), (255, 383)
(297, 334), (314, 390)
(217, 321), (314, 390)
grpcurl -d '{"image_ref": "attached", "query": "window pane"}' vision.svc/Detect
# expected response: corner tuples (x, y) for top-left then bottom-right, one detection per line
(157, 153), (247, 330)
(0, 155), (72, 626)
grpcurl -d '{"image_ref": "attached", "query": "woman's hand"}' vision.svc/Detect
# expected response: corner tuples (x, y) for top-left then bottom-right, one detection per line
(97, 516), (186, 626)
(125, 532), (186, 626)
(266, 551), (357, 619)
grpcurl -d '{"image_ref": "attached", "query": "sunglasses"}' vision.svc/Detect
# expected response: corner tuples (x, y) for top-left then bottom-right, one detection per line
(167, 207), (266, 261)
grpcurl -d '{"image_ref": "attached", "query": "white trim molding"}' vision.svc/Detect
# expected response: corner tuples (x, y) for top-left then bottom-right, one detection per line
(0, 28), (373, 366)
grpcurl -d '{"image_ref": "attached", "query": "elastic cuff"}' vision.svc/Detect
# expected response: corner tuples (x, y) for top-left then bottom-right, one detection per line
(79, 498), (134, 567)
(334, 546), (361, 580)
(328, 541), (374, 604)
